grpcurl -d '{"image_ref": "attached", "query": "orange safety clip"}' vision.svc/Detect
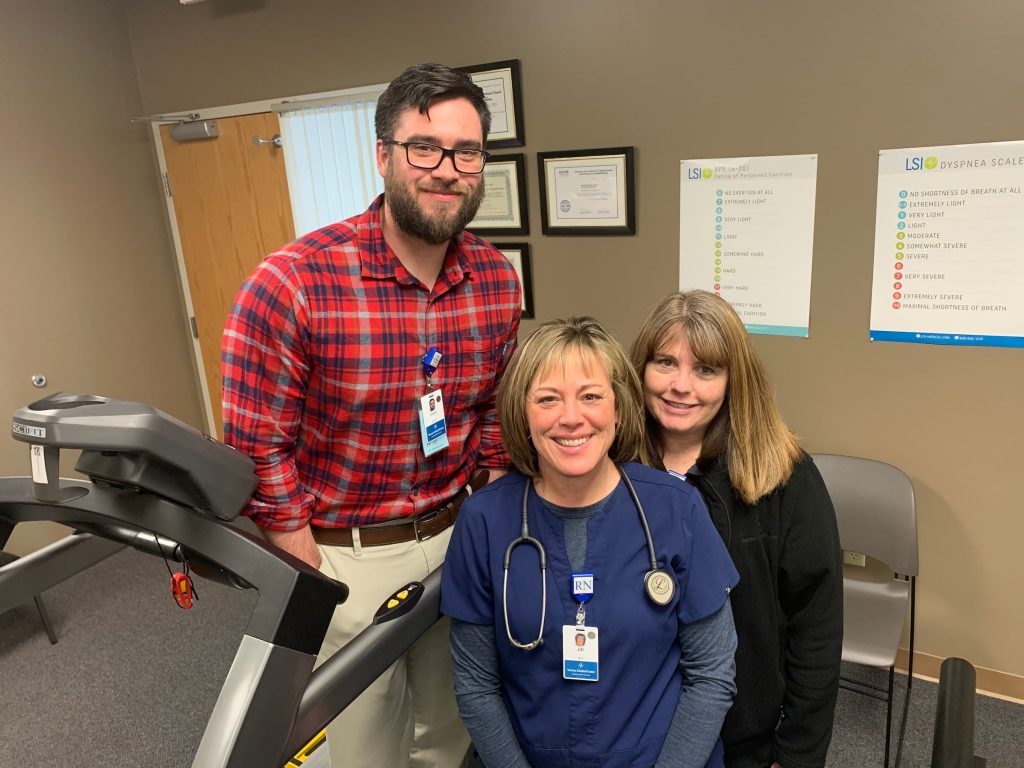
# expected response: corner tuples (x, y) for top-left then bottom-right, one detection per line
(171, 571), (194, 609)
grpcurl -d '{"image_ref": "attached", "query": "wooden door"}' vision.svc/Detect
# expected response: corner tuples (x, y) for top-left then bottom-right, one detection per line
(160, 113), (295, 437)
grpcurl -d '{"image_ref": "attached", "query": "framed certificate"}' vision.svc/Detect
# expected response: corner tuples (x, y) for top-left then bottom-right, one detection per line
(537, 147), (636, 235)
(497, 242), (534, 318)
(468, 153), (529, 236)
(458, 59), (525, 148)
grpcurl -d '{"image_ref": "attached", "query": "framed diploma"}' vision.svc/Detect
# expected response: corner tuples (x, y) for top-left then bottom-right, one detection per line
(537, 147), (636, 235)
(458, 59), (525, 148)
(468, 153), (529, 236)
(497, 242), (534, 318)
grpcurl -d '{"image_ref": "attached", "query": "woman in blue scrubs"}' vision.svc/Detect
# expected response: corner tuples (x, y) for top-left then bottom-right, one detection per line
(441, 316), (739, 768)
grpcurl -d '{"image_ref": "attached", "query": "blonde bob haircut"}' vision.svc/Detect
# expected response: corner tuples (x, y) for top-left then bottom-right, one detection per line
(630, 291), (801, 504)
(498, 316), (646, 478)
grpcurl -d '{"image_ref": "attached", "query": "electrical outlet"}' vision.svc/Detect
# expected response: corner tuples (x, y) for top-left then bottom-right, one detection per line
(843, 550), (867, 567)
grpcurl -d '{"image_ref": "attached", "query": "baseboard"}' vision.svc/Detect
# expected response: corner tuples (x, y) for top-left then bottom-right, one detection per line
(895, 648), (1024, 703)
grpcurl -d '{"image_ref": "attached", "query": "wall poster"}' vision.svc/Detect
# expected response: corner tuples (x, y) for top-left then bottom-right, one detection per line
(870, 140), (1024, 348)
(679, 154), (818, 337)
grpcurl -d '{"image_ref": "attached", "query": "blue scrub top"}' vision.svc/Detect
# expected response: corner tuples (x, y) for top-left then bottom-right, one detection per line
(441, 462), (739, 768)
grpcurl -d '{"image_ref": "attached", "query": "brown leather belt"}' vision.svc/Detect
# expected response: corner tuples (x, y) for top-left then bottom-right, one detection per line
(311, 470), (490, 548)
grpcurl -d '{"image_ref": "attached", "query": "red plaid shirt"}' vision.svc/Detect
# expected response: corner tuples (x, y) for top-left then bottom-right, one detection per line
(222, 196), (521, 531)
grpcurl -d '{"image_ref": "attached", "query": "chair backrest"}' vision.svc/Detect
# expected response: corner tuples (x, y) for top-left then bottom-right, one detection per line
(811, 453), (918, 576)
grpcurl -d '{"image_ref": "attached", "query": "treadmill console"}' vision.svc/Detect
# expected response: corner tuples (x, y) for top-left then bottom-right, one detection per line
(11, 393), (256, 520)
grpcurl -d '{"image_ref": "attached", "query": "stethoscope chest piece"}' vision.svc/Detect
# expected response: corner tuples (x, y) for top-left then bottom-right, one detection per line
(644, 568), (675, 606)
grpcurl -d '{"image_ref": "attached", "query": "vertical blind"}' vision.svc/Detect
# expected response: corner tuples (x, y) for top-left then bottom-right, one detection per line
(276, 90), (386, 237)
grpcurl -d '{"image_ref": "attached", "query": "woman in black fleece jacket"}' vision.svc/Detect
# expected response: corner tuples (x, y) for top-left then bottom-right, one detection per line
(631, 290), (843, 768)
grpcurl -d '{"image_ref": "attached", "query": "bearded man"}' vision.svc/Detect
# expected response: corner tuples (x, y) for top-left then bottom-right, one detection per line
(222, 62), (521, 767)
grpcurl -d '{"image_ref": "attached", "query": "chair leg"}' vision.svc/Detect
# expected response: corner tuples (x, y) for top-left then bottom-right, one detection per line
(33, 595), (58, 645)
(893, 669), (912, 768)
(893, 578), (916, 768)
(883, 664), (895, 768)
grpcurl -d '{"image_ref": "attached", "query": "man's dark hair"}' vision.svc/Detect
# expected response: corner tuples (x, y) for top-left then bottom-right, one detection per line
(375, 63), (491, 143)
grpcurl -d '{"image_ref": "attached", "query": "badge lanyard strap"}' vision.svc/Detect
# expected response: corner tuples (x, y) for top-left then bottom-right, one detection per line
(572, 573), (592, 628)
(422, 346), (442, 393)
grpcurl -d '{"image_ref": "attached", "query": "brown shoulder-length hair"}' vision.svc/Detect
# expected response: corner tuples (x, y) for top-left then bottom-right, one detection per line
(499, 317), (645, 478)
(629, 290), (801, 503)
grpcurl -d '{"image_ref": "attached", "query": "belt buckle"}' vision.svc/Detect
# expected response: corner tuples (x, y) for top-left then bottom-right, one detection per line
(413, 507), (442, 542)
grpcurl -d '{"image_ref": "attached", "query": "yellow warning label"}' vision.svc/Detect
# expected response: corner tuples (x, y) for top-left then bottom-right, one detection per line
(284, 729), (326, 766)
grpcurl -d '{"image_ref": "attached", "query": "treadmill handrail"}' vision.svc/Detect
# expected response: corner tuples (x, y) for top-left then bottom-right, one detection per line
(282, 567), (445, 760)
(0, 476), (347, 654)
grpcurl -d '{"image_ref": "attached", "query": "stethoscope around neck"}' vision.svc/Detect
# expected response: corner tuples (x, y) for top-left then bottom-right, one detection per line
(502, 465), (676, 651)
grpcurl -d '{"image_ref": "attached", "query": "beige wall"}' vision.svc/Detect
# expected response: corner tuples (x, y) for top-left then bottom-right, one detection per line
(4, 0), (1019, 682)
(0, 1), (203, 553)
(123, 0), (1024, 680)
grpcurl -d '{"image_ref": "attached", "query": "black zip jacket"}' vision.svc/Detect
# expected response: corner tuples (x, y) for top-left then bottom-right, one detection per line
(687, 453), (842, 768)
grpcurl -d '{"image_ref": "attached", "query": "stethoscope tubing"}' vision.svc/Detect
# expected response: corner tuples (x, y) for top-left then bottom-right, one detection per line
(502, 465), (661, 651)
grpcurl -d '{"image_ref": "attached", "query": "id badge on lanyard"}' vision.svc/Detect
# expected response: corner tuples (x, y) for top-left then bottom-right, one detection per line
(563, 571), (599, 681)
(419, 346), (449, 457)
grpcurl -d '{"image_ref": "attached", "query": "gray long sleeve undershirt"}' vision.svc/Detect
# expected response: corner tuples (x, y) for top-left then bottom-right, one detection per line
(654, 600), (736, 768)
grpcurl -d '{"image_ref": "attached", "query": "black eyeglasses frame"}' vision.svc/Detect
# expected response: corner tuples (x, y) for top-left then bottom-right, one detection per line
(383, 140), (490, 174)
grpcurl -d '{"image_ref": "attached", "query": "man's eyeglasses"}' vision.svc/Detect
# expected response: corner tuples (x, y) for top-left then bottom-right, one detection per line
(384, 140), (489, 174)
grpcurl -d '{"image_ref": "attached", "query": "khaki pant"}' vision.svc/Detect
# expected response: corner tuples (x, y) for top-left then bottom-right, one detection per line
(315, 524), (470, 767)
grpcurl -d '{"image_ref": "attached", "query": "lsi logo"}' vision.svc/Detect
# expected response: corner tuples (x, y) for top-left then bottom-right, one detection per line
(905, 156), (938, 171)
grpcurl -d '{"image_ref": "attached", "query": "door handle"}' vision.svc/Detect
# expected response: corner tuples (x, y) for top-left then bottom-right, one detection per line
(252, 134), (282, 148)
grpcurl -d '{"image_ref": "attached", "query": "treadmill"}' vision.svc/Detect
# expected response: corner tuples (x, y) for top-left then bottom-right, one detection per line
(0, 393), (444, 768)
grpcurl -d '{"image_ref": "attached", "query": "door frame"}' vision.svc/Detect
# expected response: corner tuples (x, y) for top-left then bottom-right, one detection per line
(149, 83), (386, 433)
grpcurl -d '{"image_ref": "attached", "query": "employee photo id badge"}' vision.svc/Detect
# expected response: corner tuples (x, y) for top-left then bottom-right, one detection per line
(418, 390), (449, 457)
(562, 625), (599, 681)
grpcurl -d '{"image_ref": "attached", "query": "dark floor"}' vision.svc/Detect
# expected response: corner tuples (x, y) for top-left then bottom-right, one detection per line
(829, 663), (1021, 767)
(1, 547), (1020, 767)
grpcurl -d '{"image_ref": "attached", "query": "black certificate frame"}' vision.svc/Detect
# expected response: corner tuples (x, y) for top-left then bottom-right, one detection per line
(496, 242), (534, 319)
(458, 59), (525, 148)
(468, 152), (529, 237)
(537, 147), (636, 236)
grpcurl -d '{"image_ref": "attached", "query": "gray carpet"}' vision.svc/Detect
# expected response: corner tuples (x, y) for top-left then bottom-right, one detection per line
(0, 547), (256, 768)
(1, 547), (1021, 767)
(829, 663), (1022, 767)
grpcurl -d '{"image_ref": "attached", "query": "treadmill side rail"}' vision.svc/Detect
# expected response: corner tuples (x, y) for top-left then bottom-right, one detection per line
(193, 635), (316, 768)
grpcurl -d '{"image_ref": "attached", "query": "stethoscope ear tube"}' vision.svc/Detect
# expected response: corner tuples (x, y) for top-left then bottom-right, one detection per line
(503, 552), (546, 650)
(618, 466), (658, 573)
(503, 484), (547, 650)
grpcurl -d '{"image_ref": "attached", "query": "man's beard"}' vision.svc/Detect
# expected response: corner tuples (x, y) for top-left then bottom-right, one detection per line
(385, 172), (485, 245)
